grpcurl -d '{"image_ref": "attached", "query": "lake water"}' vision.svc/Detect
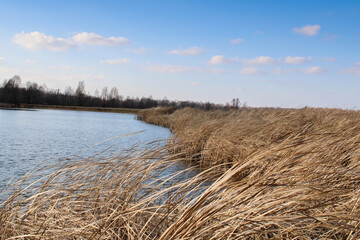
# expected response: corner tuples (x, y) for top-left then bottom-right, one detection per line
(0, 109), (187, 188)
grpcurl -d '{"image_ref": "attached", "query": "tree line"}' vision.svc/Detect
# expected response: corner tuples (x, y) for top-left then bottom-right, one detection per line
(0, 75), (242, 110)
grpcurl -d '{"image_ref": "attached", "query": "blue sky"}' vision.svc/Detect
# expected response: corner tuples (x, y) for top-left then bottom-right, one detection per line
(0, 0), (359, 108)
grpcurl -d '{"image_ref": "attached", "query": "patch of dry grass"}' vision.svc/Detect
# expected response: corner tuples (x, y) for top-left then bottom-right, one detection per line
(136, 107), (360, 238)
(1, 107), (360, 239)
(0, 144), (211, 239)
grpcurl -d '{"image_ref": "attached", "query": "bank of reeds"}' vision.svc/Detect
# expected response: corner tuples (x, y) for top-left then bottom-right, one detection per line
(0, 144), (213, 239)
(136, 107), (360, 237)
(1, 107), (360, 239)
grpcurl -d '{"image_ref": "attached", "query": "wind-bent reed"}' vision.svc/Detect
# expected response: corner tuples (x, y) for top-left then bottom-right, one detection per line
(1, 107), (360, 239)
(138, 107), (360, 238)
(0, 144), (211, 239)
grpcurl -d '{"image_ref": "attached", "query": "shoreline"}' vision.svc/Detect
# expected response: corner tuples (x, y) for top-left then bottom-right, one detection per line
(0, 103), (141, 114)
(1, 107), (359, 238)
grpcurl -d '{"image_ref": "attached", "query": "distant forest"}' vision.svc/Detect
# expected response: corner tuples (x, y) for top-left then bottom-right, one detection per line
(0, 75), (241, 110)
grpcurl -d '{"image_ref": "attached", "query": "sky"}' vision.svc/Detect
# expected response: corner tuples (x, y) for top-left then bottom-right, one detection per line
(0, 0), (359, 108)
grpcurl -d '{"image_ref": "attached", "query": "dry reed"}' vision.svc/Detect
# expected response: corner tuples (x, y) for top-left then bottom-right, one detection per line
(1, 107), (360, 239)
(137, 107), (360, 238)
(0, 144), (212, 239)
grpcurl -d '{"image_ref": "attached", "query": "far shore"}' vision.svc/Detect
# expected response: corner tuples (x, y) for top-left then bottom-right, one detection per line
(0, 103), (141, 114)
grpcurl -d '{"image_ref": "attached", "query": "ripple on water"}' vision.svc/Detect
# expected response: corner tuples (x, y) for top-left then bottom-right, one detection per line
(0, 109), (174, 189)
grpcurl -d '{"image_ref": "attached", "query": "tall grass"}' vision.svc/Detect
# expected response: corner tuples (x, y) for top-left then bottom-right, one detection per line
(137, 107), (360, 238)
(0, 144), (211, 239)
(1, 107), (360, 238)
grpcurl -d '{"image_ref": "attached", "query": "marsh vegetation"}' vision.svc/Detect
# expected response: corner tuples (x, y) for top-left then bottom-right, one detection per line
(1, 107), (360, 239)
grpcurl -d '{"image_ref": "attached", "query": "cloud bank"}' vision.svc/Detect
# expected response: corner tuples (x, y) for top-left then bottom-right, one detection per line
(13, 31), (130, 51)
(144, 65), (195, 73)
(242, 56), (279, 65)
(168, 47), (203, 56)
(208, 55), (239, 65)
(284, 56), (311, 64)
(100, 59), (130, 65)
(238, 67), (265, 75)
(230, 38), (244, 44)
(293, 25), (321, 36)
(302, 66), (326, 74)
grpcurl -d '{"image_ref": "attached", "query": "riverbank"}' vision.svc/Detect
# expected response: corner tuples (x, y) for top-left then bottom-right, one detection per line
(136, 106), (360, 237)
(1, 107), (360, 238)
(0, 103), (140, 114)
(137, 107), (360, 167)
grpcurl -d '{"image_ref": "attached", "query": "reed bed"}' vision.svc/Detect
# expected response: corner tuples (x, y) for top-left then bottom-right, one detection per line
(1, 107), (360, 239)
(0, 144), (212, 239)
(136, 107), (360, 238)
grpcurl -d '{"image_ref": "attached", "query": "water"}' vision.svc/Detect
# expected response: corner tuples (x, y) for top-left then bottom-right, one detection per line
(0, 109), (193, 188)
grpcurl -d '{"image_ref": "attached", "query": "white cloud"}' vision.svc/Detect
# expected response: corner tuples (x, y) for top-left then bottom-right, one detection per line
(208, 55), (226, 65)
(100, 59), (130, 65)
(302, 66), (326, 74)
(323, 57), (337, 62)
(168, 47), (203, 56)
(0, 57), (4, 63)
(144, 64), (224, 74)
(284, 56), (311, 64)
(237, 87), (243, 92)
(13, 31), (130, 51)
(238, 67), (265, 75)
(242, 56), (279, 65)
(272, 67), (295, 74)
(72, 32), (129, 46)
(24, 59), (38, 64)
(339, 63), (360, 76)
(125, 48), (149, 54)
(144, 65), (195, 74)
(13, 32), (72, 51)
(293, 25), (321, 36)
(230, 38), (244, 44)
(208, 55), (239, 65)
(191, 81), (199, 86)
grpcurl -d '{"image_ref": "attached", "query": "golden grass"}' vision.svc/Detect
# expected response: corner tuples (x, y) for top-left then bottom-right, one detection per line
(137, 107), (360, 168)
(1, 107), (360, 239)
(0, 144), (211, 239)
(137, 107), (360, 238)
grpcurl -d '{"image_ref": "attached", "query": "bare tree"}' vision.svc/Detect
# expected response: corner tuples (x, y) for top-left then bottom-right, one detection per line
(64, 86), (75, 105)
(232, 98), (240, 109)
(109, 87), (119, 100)
(75, 81), (86, 105)
(101, 87), (108, 100)
(94, 89), (100, 98)
(3, 75), (21, 89)
(65, 86), (74, 96)
(2, 75), (22, 104)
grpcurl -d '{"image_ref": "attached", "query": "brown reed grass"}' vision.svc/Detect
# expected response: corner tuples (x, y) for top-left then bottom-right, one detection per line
(0, 144), (212, 239)
(1, 107), (360, 239)
(137, 107), (360, 238)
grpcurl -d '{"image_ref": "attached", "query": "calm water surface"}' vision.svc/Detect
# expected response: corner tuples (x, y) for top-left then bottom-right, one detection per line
(0, 109), (186, 188)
